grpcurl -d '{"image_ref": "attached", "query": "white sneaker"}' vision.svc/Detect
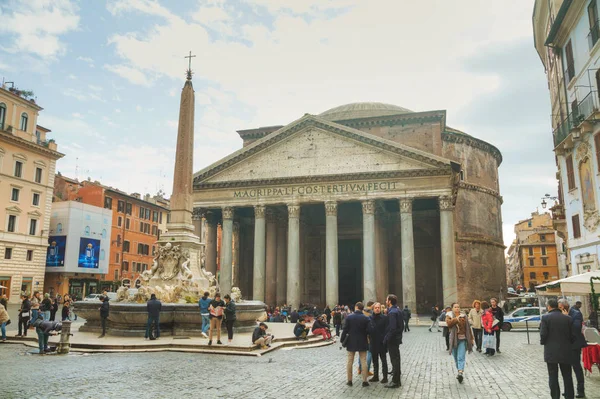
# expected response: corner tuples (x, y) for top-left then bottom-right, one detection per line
(201, 332), (208, 338)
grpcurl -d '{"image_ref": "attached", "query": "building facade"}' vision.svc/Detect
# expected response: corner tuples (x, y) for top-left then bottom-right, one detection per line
(53, 175), (170, 289)
(44, 201), (112, 299)
(534, 0), (600, 276)
(0, 83), (63, 303)
(507, 212), (565, 290)
(193, 102), (506, 312)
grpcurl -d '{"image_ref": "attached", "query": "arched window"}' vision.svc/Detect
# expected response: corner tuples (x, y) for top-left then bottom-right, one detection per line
(56, 223), (63, 233)
(0, 103), (6, 129)
(20, 113), (28, 131)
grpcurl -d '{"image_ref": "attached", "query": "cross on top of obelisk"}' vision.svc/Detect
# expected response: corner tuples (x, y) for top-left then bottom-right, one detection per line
(185, 51), (196, 80)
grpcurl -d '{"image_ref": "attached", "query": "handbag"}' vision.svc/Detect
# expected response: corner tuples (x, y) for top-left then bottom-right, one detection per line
(483, 333), (496, 349)
(20, 311), (30, 318)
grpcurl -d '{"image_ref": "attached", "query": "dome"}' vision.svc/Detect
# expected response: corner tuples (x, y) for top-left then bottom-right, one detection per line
(319, 102), (413, 121)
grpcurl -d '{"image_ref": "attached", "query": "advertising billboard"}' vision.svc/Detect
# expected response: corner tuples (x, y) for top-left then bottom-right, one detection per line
(46, 236), (67, 267)
(78, 238), (100, 269)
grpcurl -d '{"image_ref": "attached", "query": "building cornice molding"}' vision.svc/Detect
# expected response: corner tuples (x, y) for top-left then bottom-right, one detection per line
(442, 130), (502, 165)
(458, 181), (503, 202)
(334, 110), (446, 128)
(194, 168), (452, 189)
(456, 234), (506, 249)
(0, 130), (63, 160)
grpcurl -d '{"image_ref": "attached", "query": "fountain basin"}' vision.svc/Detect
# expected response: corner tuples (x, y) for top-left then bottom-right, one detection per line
(73, 300), (267, 337)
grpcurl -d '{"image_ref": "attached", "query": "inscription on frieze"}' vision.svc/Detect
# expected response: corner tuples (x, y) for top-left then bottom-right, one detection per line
(233, 181), (399, 198)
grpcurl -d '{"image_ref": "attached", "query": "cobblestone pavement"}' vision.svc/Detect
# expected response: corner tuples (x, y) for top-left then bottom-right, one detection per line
(1, 327), (599, 399)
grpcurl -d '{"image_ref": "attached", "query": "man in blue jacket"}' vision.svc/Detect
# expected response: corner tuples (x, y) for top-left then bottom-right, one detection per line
(146, 294), (162, 340)
(384, 294), (403, 389)
(340, 302), (370, 387)
(198, 291), (211, 338)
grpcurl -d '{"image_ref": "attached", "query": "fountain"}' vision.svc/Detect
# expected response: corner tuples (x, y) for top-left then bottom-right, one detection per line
(73, 56), (266, 337)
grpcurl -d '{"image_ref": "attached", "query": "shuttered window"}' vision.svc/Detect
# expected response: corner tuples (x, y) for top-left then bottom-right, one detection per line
(566, 154), (576, 190)
(572, 214), (581, 238)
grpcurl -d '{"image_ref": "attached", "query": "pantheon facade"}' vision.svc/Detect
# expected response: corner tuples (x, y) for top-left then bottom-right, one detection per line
(193, 103), (505, 312)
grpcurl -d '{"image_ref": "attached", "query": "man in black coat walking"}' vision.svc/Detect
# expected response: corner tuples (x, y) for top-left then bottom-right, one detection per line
(146, 294), (162, 340)
(341, 302), (370, 387)
(540, 298), (575, 399)
(98, 295), (109, 338)
(384, 294), (403, 389)
(559, 299), (587, 398)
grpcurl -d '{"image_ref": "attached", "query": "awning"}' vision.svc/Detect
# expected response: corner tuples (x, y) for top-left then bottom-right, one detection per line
(536, 271), (600, 294)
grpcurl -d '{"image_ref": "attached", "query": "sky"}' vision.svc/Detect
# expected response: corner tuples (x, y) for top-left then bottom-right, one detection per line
(0, 0), (555, 249)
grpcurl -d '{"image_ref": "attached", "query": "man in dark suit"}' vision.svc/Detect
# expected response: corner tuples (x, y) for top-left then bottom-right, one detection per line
(341, 302), (370, 387)
(540, 298), (575, 399)
(384, 294), (404, 389)
(559, 299), (587, 398)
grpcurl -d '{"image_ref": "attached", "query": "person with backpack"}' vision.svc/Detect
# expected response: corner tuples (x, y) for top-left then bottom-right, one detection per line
(402, 305), (411, 332)
(429, 305), (441, 332)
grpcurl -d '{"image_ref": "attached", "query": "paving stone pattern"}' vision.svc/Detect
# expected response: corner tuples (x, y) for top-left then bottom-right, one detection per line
(1, 327), (599, 399)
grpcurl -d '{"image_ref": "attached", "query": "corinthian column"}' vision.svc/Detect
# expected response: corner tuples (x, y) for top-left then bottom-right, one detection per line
(219, 207), (234, 295)
(265, 210), (278, 306)
(325, 201), (339, 307)
(276, 215), (287, 305)
(439, 196), (458, 304)
(205, 211), (218, 275)
(362, 200), (376, 303)
(400, 198), (416, 312)
(253, 205), (266, 302)
(286, 204), (301, 309)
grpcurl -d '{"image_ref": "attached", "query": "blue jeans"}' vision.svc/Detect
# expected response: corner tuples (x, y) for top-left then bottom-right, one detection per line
(31, 309), (39, 323)
(36, 327), (48, 353)
(201, 314), (210, 334)
(1, 322), (6, 339)
(145, 316), (160, 338)
(43, 311), (50, 320)
(358, 350), (372, 372)
(452, 339), (467, 371)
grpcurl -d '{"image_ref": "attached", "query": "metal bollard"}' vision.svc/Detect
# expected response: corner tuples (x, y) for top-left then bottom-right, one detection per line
(525, 319), (530, 345)
(57, 320), (72, 354)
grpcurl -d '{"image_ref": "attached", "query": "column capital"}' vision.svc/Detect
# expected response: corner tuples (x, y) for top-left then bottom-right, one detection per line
(362, 200), (375, 215)
(192, 207), (203, 221)
(287, 204), (301, 218)
(438, 195), (454, 211)
(222, 206), (234, 220)
(203, 210), (218, 224)
(254, 205), (266, 219)
(325, 201), (337, 216)
(399, 198), (413, 214)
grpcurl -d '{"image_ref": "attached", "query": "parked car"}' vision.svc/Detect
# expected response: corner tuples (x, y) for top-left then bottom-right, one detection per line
(502, 307), (541, 331)
(83, 293), (102, 302)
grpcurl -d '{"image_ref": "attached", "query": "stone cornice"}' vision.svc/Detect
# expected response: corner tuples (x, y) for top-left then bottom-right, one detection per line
(0, 130), (64, 160)
(194, 115), (453, 184)
(194, 168), (451, 189)
(456, 234), (506, 249)
(458, 181), (503, 203)
(442, 130), (502, 165)
(335, 110), (446, 129)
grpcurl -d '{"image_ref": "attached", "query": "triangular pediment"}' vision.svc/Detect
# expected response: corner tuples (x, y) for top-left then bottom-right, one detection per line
(28, 210), (43, 217)
(5, 205), (22, 213)
(194, 115), (454, 185)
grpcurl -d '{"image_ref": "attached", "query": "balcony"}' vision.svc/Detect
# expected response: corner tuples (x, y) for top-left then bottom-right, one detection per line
(554, 92), (599, 147)
(589, 19), (600, 50)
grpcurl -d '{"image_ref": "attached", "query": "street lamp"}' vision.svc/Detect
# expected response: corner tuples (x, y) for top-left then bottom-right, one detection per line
(541, 194), (558, 209)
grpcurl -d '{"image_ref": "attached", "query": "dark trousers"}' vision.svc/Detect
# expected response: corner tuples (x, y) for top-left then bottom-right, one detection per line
(372, 350), (388, 379)
(225, 319), (235, 340)
(443, 327), (449, 350)
(547, 362), (574, 399)
(496, 330), (501, 351)
(145, 316), (160, 338)
(387, 338), (401, 385)
(572, 349), (584, 394)
(101, 316), (107, 335)
(335, 324), (341, 336)
(404, 320), (410, 332)
(473, 328), (483, 350)
(18, 317), (28, 336)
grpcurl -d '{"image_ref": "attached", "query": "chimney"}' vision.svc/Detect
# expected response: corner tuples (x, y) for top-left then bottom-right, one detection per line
(131, 193), (140, 199)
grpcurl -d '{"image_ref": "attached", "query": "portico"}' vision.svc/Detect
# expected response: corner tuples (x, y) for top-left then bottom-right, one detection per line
(193, 113), (462, 311)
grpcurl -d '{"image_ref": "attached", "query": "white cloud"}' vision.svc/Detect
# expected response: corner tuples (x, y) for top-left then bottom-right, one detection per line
(62, 88), (105, 102)
(88, 84), (103, 92)
(104, 64), (152, 86)
(193, 6), (231, 24)
(0, 0), (79, 58)
(136, 105), (143, 111)
(67, 74), (77, 80)
(77, 56), (95, 68)
(71, 112), (84, 119)
(115, 108), (121, 113)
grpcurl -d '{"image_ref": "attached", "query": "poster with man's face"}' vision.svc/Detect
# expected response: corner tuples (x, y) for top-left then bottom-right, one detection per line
(46, 236), (66, 267)
(78, 238), (100, 269)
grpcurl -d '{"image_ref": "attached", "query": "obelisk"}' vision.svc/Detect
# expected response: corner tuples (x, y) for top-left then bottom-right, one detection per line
(158, 55), (202, 270)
